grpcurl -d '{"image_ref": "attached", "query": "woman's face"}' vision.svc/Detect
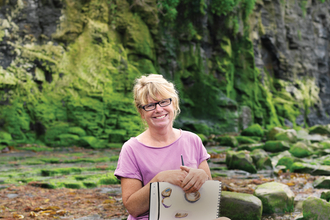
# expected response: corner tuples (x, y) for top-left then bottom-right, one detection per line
(140, 96), (174, 130)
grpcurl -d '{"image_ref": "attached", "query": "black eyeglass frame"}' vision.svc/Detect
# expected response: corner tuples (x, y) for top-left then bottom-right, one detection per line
(140, 98), (172, 111)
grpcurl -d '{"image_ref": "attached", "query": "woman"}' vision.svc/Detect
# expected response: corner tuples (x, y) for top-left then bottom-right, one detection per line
(114, 74), (230, 220)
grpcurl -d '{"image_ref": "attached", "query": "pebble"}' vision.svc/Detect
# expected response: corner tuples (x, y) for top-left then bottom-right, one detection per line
(7, 193), (19, 199)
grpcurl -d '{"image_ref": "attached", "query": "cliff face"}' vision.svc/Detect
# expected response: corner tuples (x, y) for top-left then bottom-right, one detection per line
(0, 0), (329, 146)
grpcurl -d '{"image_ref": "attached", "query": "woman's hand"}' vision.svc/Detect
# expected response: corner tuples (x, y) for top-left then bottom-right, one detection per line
(180, 166), (209, 193)
(156, 169), (188, 186)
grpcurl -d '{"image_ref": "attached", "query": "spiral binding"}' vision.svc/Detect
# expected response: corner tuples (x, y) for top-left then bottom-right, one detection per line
(217, 181), (222, 218)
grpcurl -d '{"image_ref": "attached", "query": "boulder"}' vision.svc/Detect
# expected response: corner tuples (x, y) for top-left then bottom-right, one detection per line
(79, 136), (101, 149)
(241, 124), (264, 138)
(309, 125), (330, 135)
(264, 141), (290, 152)
(68, 127), (86, 137)
(320, 190), (330, 202)
(250, 149), (273, 170)
(57, 134), (80, 147)
(226, 151), (257, 174)
(302, 196), (330, 220)
(215, 136), (238, 147)
(289, 142), (313, 158)
(270, 151), (293, 168)
(237, 143), (264, 151)
(276, 156), (301, 171)
(254, 182), (295, 214)
(291, 162), (330, 175)
(313, 176), (330, 189)
(267, 127), (285, 141)
(235, 136), (257, 144)
(320, 140), (330, 149)
(0, 131), (12, 146)
(220, 191), (262, 220)
(274, 129), (297, 143)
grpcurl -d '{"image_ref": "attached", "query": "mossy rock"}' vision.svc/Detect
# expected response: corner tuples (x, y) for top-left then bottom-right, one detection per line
(83, 181), (98, 188)
(309, 125), (330, 135)
(313, 176), (330, 189)
(251, 149), (273, 170)
(0, 131), (12, 145)
(303, 196), (330, 219)
(215, 136), (238, 147)
(274, 129), (297, 143)
(68, 127), (86, 137)
(107, 129), (127, 143)
(267, 127), (285, 141)
(320, 140), (330, 149)
(64, 182), (82, 189)
(289, 142), (313, 158)
(235, 136), (257, 144)
(79, 136), (102, 149)
(99, 174), (120, 185)
(276, 156), (295, 170)
(264, 141), (290, 153)
(44, 122), (70, 146)
(197, 133), (208, 145)
(241, 124), (264, 137)
(57, 134), (80, 147)
(237, 143), (264, 151)
(320, 190), (330, 202)
(226, 150), (257, 174)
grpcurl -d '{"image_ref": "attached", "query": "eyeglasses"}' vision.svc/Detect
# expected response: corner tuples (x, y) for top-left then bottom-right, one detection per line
(140, 98), (172, 111)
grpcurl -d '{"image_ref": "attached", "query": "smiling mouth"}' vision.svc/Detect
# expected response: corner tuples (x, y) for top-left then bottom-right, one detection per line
(155, 114), (167, 119)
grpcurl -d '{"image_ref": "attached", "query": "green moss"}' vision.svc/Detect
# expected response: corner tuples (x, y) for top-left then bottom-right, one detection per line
(241, 124), (264, 137)
(235, 136), (257, 144)
(276, 156), (295, 170)
(98, 173), (120, 185)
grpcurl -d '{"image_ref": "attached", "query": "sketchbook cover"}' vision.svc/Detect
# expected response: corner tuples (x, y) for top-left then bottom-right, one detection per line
(149, 180), (221, 220)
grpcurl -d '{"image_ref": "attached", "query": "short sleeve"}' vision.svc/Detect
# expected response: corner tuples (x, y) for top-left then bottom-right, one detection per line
(196, 135), (210, 165)
(114, 141), (142, 181)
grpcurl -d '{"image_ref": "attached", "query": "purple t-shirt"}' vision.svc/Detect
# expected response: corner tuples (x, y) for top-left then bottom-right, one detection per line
(114, 130), (210, 220)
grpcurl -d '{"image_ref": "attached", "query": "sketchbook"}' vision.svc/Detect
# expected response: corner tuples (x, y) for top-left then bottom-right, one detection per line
(149, 180), (222, 220)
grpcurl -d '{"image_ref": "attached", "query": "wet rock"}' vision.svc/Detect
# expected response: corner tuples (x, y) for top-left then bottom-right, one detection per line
(237, 143), (264, 151)
(267, 127), (285, 141)
(264, 141), (290, 153)
(254, 182), (295, 214)
(250, 149), (273, 170)
(309, 125), (330, 136)
(274, 129), (297, 143)
(320, 190), (330, 202)
(7, 194), (19, 199)
(241, 124), (264, 138)
(214, 136), (238, 148)
(226, 151), (257, 174)
(75, 214), (102, 220)
(302, 196), (330, 220)
(235, 136), (257, 145)
(291, 162), (330, 175)
(220, 191), (262, 220)
(313, 176), (330, 189)
(289, 142), (313, 158)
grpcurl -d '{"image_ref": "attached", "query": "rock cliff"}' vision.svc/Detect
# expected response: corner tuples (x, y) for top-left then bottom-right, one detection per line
(0, 0), (329, 146)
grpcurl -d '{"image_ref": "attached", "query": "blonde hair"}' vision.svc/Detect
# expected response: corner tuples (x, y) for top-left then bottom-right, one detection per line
(133, 74), (180, 119)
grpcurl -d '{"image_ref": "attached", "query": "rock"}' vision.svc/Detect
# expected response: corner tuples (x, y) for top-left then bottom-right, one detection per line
(7, 194), (19, 199)
(289, 142), (313, 158)
(0, 131), (12, 145)
(254, 182), (295, 214)
(250, 149), (273, 170)
(79, 136), (101, 149)
(215, 136), (238, 148)
(235, 136), (257, 145)
(264, 141), (290, 153)
(291, 162), (330, 175)
(320, 140), (330, 149)
(320, 190), (330, 202)
(274, 129), (297, 143)
(276, 156), (301, 170)
(302, 196), (330, 220)
(75, 214), (102, 220)
(267, 127), (285, 141)
(237, 143), (264, 151)
(226, 151), (257, 174)
(313, 176), (330, 189)
(68, 127), (86, 137)
(270, 151), (293, 167)
(309, 125), (330, 135)
(220, 191), (262, 220)
(241, 124), (264, 138)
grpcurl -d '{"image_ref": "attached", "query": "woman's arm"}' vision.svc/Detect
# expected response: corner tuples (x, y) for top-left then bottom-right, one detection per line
(121, 169), (188, 218)
(180, 160), (212, 193)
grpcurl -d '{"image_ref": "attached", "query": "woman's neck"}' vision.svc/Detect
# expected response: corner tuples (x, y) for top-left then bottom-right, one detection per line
(138, 127), (180, 147)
